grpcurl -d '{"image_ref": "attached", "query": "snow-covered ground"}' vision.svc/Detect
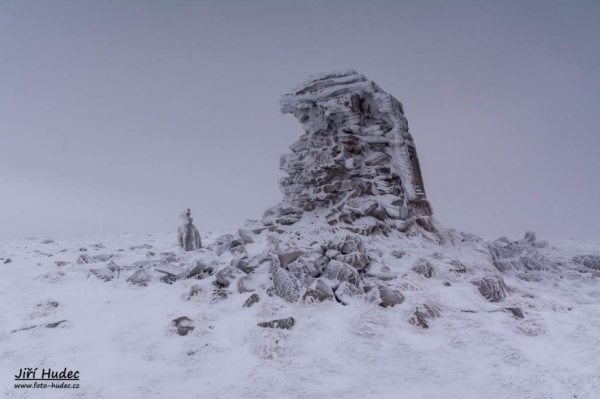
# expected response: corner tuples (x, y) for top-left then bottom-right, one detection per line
(1, 231), (599, 399)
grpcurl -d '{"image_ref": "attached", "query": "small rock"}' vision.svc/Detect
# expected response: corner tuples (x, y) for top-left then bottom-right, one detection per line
(4, 258), (12, 264)
(127, 269), (152, 286)
(187, 285), (203, 300)
(89, 268), (114, 282)
(502, 307), (524, 319)
(336, 252), (370, 270)
(211, 289), (230, 303)
(160, 252), (178, 262)
(322, 260), (360, 288)
(243, 293), (260, 308)
(172, 316), (194, 336)
(45, 320), (67, 328)
(412, 259), (434, 278)
(76, 254), (93, 264)
(409, 311), (429, 329)
(215, 266), (247, 288)
(55, 261), (67, 267)
(391, 250), (405, 259)
(573, 255), (600, 271)
(335, 281), (364, 305)
(237, 276), (256, 293)
(92, 243), (106, 249)
(146, 251), (156, 257)
(366, 285), (404, 307)
(184, 261), (214, 279)
(130, 244), (153, 250)
(92, 254), (112, 262)
(258, 317), (295, 330)
(79, 247), (87, 251)
(303, 279), (335, 302)
(41, 239), (54, 244)
(238, 228), (256, 244)
(472, 276), (507, 302)
(278, 250), (305, 268)
(231, 258), (255, 274)
(155, 264), (185, 278)
(325, 249), (341, 259)
(493, 258), (525, 272)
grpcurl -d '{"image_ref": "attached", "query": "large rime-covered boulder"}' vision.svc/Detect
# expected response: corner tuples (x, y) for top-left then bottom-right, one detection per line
(272, 266), (303, 303)
(251, 70), (434, 235)
(177, 209), (202, 251)
(472, 276), (507, 303)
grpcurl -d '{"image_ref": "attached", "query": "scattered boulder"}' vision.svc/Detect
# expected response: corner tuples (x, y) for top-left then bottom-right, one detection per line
(211, 289), (230, 303)
(237, 276), (257, 293)
(493, 258), (524, 273)
(335, 281), (364, 305)
(409, 311), (429, 329)
(450, 260), (466, 273)
(337, 252), (370, 270)
(303, 279), (335, 302)
(272, 266), (302, 303)
(187, 285), (203, 300)
(92, 254), (112, 262)
(278, 250), (305, 268)
(573, 255), (600, 271)
(76, 254), (93, 264)
(287, 252), (328, 278)
(172, 316), (194, 336)
(155, 264), (185, 278)
(92, 243), (106, 249)
(89, 268), (114, 282)
(238, 228), (256, 244)
(365, 285), (404, 307)
(55, 261), (68, 267)
(243, 293), (260, 308)
(4, 258), (12, 264)
(41, 239), (54, 244)
(472, 276), (507, 302)
(258, 317), (295, 330)
(499, 307), (524, 319)
(231, 258), (255, 274)
(391, 250), (405, 259)
(215, 266), (247, 288)
(412, 259), (434, 278)
(322, 260), (360, 288)
(127, 269), (152, 286)
(46, 320), (67, 328)
(184, 261), (214, 279)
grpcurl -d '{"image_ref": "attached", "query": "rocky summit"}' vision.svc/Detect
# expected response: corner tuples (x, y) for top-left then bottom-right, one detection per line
(252, 70), (435, 237)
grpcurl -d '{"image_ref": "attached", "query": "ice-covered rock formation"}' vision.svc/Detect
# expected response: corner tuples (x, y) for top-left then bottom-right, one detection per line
(253, 70), (435, 236)
(177, 209), (202, 251)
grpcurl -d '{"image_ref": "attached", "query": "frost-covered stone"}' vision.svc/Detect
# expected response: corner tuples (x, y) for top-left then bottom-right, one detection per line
(172, 316), (194, 336)
(365, 285), (404, 307)
(303, 279), (335, 302)
(272, 266), (302, 303)
(187, 285), (203, 300)
(335, 281), (364, 305)
(573, 255), (600, 271)
(277, 250), (305, 268)
(184, 261), (214, 279)
(243, 293), (260, 308)
(336, 252), (370, 270)
(215, 266), (246, 288)
(287, 252), (328, 278)
(127, 269), (152, 286)
(177, 209), (202, 251)
(412, 258), (434, 278)
(472, 276), (507, 302)
(258, 317), (295, 330)
(238, 228), (256, 244)
(89, 268), (114, 282)
(77, 254), (93, 264)
(155, 264), (185, 278)
(322, 260), (360, 288)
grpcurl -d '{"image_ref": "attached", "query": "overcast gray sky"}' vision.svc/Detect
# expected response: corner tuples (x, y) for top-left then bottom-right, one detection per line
(1, 0), (599, 241)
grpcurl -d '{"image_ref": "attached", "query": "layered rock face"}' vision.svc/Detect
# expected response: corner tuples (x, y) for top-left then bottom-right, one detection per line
(258, 70), (432, 236)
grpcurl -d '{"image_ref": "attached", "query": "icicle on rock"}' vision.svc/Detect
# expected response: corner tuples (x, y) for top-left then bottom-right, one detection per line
(250, 69), (435, 236)
(177, 209), (202, 251)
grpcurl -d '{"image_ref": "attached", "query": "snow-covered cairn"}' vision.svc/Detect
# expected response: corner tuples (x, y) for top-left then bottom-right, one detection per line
(177, 209), (202, 251)
(251, 70), (435, 236)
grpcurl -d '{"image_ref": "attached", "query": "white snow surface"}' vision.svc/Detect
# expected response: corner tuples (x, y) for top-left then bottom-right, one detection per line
(1, 232), (600, 399)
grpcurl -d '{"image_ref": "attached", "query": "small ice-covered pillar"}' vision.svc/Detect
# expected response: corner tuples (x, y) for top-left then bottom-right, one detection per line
(177, 209), (202, 251)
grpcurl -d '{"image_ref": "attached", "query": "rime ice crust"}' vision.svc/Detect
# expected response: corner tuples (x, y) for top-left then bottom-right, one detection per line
(259, 70), (433, 236)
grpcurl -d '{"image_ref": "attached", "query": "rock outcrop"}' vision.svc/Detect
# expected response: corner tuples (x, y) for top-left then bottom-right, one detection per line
(248, 70), (434, 236)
